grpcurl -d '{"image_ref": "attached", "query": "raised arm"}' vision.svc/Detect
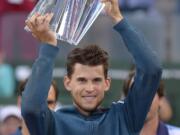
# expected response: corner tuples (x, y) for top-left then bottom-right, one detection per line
(102, 0), (162, 133)
(115, 18), (162, 133)
(21, 13), (58, 134)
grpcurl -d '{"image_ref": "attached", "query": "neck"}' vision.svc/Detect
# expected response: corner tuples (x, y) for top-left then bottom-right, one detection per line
(140, 115), (159, 135)
(74, 103), (91, 116)
(21, 120), (30, 135)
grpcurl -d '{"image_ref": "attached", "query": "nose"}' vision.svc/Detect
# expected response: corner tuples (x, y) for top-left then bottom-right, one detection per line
(85, 82), (95, 93)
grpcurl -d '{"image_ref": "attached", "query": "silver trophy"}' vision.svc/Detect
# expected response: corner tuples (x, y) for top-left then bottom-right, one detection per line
(25, 0), (105, 45)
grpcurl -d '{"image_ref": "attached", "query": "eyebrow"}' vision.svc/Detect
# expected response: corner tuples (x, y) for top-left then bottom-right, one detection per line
(77, 77), (87, 81)
(76, 77), (103, 81)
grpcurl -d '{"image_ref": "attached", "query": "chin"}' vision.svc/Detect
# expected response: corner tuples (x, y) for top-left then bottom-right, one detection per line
(74, 98), (103, 114)
(83, 101), (103, 112)
(82, 105), (97, 112)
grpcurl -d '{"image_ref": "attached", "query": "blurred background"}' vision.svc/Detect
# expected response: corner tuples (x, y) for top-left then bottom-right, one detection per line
(0, 0), (180, 128)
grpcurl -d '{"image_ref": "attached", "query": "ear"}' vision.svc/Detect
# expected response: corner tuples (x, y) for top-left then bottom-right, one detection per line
(64, 75), (72, 92)
(104, 76), (111, 92)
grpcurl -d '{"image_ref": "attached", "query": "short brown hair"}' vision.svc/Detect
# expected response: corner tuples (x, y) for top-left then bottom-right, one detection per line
(122, 70), (165, 98)
(66, 44), (109, 78)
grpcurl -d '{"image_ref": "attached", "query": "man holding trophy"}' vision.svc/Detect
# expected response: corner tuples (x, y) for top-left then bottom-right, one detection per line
(22, 0), (162, 135)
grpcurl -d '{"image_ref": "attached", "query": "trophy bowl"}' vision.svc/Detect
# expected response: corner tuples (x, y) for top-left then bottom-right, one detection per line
(25, 0), (105, 45)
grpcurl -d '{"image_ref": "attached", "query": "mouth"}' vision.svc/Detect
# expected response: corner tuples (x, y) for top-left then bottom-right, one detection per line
(82, 95), (96, 102)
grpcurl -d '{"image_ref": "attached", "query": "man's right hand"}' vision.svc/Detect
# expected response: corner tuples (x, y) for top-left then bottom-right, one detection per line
(101, 0), (123, 24)
(25, 13), (57, 46)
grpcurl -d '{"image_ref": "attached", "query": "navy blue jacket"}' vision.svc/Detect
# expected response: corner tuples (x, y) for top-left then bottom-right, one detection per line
(21, 19), (162, 135)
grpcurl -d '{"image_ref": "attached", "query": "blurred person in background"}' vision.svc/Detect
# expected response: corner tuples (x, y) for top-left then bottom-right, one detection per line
(0, 106), (3, 135)
(17, 79), (60, 110)
(159, 96), (173, 122)
(0, 0), (37, 14)
(122, 67), (173, 122)
(12, 79), (60, 135)
(0, 106), (22, 135)
(0, 122), (3, 135)
(119, 0), (155, 13)
(117, 0), (162, 30)
(0, 50), (15, 98)
(122, 70), (180, 135)
(177, 0), (180, 13)
(0, 121), (3, 135)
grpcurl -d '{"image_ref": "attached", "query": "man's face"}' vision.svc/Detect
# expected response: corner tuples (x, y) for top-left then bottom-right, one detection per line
(64, 63), (111, 115)
(146, 93), (160, 121)
(47, 85), (57, 110)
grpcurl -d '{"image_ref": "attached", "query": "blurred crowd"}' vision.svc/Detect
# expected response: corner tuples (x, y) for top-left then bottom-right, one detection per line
(0, 0), (38, 98)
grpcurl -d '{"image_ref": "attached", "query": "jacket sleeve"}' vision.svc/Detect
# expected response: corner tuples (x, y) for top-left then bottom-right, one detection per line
(114, 19), (162, 133)
(21, 44), (59, 135)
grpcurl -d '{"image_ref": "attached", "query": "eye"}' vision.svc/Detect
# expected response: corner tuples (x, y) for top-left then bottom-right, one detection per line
(93, 78), (102, 83)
